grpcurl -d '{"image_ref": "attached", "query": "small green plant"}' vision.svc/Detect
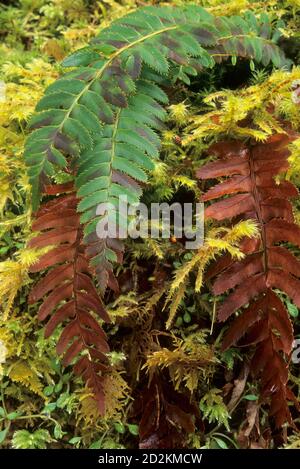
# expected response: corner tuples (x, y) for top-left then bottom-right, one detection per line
(12, 429), (52, 449)
(200, 389), (230, 431)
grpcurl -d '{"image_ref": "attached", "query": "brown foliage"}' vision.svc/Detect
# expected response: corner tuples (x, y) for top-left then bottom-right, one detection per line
(135, 375), (199, 449)
(198, 133), (300, 427)
(28, 183), (111, 413)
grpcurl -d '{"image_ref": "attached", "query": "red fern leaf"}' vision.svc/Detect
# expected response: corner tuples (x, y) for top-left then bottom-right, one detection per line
(28, 184), (111, 414)
(198, 133), (299, 427)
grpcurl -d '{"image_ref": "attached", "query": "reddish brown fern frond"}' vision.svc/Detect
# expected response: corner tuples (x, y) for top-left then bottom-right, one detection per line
(198, 133), (300, 427)
(28, 183), (111, 413)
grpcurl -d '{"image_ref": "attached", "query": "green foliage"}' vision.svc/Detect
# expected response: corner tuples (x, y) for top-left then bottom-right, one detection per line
(25, 6), (287, 211)
(1, 0), (300, 451)
(12, 429), (52, 449)
(200, 389), (230, 430)
(24, 4), (288, 294)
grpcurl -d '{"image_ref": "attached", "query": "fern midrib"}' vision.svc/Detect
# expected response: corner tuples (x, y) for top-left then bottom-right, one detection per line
(72, 222), (91, 354)
(217, 33), (274, 44)
(248, 146), (268, 275)
(98, 108), (121, 244)
(108, 108), (121, 195)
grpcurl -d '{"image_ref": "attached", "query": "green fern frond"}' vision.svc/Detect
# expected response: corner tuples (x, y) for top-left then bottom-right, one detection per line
(25, 5), (288, 207)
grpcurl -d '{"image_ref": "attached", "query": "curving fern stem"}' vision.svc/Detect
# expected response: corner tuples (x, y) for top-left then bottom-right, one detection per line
(198, 134), (300, 428)
(25, 5), (290, 415)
